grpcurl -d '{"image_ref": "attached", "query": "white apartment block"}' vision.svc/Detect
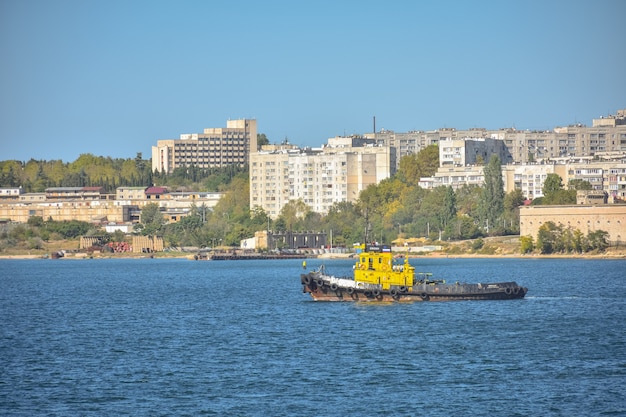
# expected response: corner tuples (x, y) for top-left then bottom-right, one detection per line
(250, 142), (391, 218)
(422, 161), (626, 201)
(152, 119), (257, 174)
(425, 166), (485, 190)
(0, 187), (23, 199)
(504, 165), (557, 200)
(505, 162), (626, 200)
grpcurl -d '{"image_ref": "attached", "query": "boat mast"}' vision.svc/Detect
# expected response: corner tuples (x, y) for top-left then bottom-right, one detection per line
(363, 208), (371, 245)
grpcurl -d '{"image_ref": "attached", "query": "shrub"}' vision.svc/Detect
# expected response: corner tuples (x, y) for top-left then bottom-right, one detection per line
(520, 235), (534, 254)
(471, 238), (484, 251)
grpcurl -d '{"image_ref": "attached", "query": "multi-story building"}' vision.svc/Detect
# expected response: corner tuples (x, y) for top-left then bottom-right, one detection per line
(364, 129), (441, 170)
(152, 119), (257, 174)
(0, 186), (223, 224)
(423, 159), (626, 201)
(250, 139), (392, 218)
(419, 166), (484, 190)
(480, 110), (626, 164)
(439, 137), (512, 167)
(503, 164), (563, 200)
(45, 187), (110, 201)
(116, 186), (147, 200)
(0, 187), (23, 200)
(365, 109), (626, 166)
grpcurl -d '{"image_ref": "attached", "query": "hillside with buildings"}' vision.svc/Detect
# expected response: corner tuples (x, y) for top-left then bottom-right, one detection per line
(1, 110), (626, 256)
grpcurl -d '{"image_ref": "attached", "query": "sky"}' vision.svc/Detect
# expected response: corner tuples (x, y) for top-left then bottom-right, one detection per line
(1, 0), (625, 163)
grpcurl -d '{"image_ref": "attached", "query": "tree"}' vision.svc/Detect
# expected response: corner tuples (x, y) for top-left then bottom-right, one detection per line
(277, 199), (311, 231)
(587, 230), (609, 251)
(541, 174), (576, 205)
(137, 203), (165, 236)
(504, 189), (525, 213)
(397, 144), (439, 184)
(477, 155), (504, 234)
(455, 184), (482, 218)
(520, 235), (534, 254)
(572, 229), (586, 253)
(257, 133), (270, 148)
(27, 216), (45, 227)
(568, 179), (592, 191)
(325, 201), (364, 246)
(440, 186), (457, 228)
(542, 173), (563, 196)
(537, 221), (560, 254)
(503, 188), (525, 233)
(418, 186), (451, 239)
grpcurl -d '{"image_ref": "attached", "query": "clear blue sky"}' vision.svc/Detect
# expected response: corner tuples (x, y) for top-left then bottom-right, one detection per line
(1, 0), (625, 162)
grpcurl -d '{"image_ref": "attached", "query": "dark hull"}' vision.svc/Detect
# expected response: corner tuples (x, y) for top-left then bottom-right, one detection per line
(301, 272), (527, 302)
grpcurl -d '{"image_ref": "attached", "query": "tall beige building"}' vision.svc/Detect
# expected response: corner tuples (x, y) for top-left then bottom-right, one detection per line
(250, 140), (392, 218)
(152, 119), (257, 174)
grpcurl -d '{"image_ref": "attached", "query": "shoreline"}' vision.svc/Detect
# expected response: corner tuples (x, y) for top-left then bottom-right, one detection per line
(1, 251), (625, 260)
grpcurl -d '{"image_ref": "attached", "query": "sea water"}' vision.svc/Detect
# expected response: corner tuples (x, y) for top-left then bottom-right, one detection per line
(1, 257), (625, 416)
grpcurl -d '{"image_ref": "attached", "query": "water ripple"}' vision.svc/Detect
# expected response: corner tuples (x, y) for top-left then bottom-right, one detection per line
(1, 258), (625, 416)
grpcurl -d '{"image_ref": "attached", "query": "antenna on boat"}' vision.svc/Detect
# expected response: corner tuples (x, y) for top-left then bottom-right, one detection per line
(363, 208), (370, 244)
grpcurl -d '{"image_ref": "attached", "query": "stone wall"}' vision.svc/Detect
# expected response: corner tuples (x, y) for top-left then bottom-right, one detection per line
(520, 205), (626, 244)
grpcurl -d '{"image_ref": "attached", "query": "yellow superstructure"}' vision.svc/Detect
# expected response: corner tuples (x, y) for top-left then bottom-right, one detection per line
(354, 244), (415, 290)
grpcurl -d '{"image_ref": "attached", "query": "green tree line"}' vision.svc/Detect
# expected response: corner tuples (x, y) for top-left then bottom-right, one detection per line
(520, 222), (609, 254)
(0, 153), (251, 193)
(0, 153), (153, 193)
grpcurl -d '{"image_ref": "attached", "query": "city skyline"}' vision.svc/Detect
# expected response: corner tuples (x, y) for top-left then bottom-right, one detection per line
(1, 0), (625, 162)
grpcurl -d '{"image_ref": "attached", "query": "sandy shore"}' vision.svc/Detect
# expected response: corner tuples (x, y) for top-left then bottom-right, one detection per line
(2, 251), (624, 260)
(0, 254), (46, 259)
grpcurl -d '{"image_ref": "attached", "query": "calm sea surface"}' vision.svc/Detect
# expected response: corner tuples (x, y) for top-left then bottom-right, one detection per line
(1, 257), (625, 416)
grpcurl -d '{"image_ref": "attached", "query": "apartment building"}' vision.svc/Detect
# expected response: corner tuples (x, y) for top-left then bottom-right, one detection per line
(152, 119), (257, 174)
(0, 187), (23, 200)
(420, 165), (485, 190)
(439, 137), (512, 167)
(364, 129), (441, 170)
(250, 141), (391, 218)
(423, 160), (626, 201)
(503, 164), (563, 200)
(364, 109), (626, 167)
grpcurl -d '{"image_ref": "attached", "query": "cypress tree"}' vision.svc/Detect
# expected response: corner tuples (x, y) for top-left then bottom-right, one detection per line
(478, 155), (504, 233)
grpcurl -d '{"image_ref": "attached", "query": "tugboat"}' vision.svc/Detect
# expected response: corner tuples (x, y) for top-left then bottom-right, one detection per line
(301, 244), (527, 302)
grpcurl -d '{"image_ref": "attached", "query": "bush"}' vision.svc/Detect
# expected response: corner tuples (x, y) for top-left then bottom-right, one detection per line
(446, 244), (467, 255)
(27, 216), (45, 227)
(520, 235), (534, 254)
(471, 238), (484, 251)
(45, 220), (91, 239)
(27, 237), (44, 250)
(478, 244), (497, 255)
